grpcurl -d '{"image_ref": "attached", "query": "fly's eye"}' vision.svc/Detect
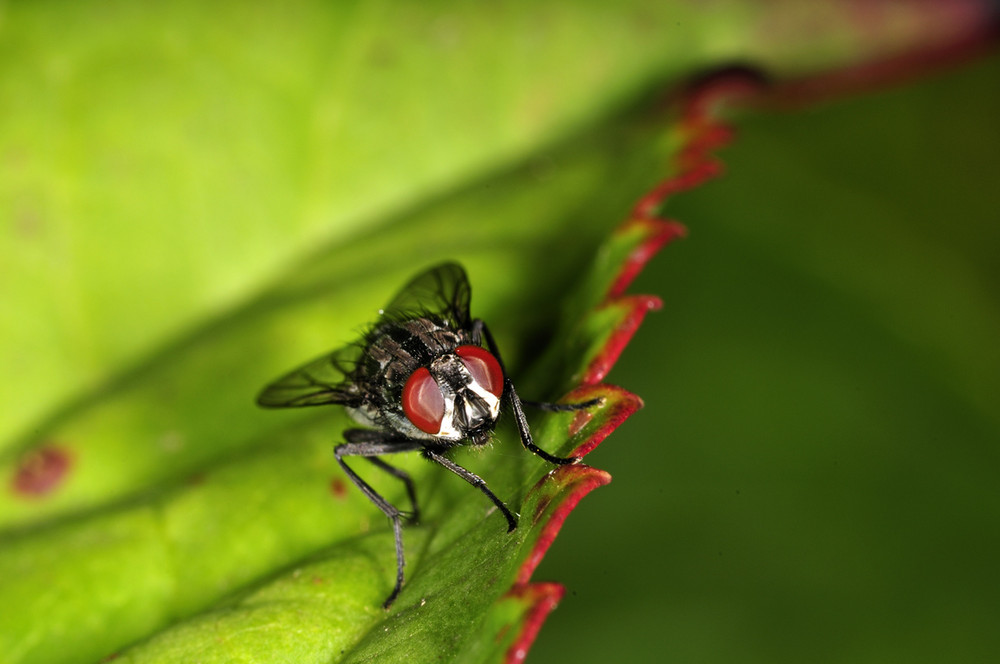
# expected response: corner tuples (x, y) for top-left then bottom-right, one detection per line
(455, 345), (504, 399)
(402, 367), (445, 434)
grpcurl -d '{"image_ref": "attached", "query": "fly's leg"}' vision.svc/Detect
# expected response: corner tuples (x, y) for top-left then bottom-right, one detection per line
(335, 431), (424, 609)
(365, 457), (420, 524)
(505, 388), (579, 465)
(521, 399), (603, 412)
(471, 319), (601, 465)
(422, 448), (517, 532)
(346, 428), (421, 523)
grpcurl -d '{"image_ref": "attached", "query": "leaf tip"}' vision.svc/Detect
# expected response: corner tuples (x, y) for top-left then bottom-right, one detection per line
(502, 582), (565, 664)
(518, 464), (612, 587)
(566, 385), (643, 459)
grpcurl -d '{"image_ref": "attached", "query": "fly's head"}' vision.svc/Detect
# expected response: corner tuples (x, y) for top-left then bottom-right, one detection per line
(402, 345), (505, 443)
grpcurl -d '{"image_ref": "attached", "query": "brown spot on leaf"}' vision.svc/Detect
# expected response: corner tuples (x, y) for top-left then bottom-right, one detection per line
(11, 445), (73, 497)
(531, 492), (553, 526)
(568, 409), (593, 436)
(330, 477), (348, 499)
(185, 472), (207, 486)
(15, 205), (43, 238)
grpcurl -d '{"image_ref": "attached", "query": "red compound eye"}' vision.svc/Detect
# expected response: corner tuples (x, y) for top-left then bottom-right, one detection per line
(455, 345), (504, 399)
(402, 367), (445, 434)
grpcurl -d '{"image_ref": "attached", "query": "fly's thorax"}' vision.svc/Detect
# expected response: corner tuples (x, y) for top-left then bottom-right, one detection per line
(361, 317), (465, 388)
(355, 318), (458, 408)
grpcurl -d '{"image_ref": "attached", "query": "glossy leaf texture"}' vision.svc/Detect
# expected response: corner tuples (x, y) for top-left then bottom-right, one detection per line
(0, 167), (683, 663)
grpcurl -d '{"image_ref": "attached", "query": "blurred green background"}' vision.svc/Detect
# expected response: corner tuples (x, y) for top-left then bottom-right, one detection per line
(535, 55), (1000, 662)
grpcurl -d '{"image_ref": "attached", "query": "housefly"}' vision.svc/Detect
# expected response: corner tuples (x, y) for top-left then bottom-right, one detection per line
(257, 262), (599, 608)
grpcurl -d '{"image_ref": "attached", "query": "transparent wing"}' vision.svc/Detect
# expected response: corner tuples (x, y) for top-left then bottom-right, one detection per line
(381, 262), (471, 328)
(256, 343), (365, 408)
(258, 263), (472, 409)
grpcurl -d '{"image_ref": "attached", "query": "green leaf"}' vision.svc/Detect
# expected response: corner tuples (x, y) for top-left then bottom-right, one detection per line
(0, 0), (695, 449)
(109, 406), (628, 663)
(0, 95), (675, 656)
(0, 109), (666, 531)
(0, 220), (654, 662)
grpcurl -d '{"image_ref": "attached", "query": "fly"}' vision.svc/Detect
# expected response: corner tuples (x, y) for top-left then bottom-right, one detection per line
(257, 262), (600, 608)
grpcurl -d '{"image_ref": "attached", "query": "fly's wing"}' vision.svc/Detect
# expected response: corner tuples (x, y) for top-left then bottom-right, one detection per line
(256, 343), (365, 408)
(258, 263), (471, 408)
(381, 262), (472, 328)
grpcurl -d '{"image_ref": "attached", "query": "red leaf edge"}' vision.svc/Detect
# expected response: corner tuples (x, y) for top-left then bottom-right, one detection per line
(581, 295), (662, 386)
(505, 467), (609, 664)
(767, 6), (1000, 108)
(498, 69), (754, 664)
(565, 385), (643, 460)
(495, 20), (1000, 655)
(501, 583), (563, 664)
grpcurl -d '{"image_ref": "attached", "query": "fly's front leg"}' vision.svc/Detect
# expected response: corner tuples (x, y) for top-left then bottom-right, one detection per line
(473, 319), (584, 465)
(365, 457), (420, 524)
(422, 448), (517, 532)
(345, 428), (421, 523)
(507, 386), (579, 465)
(335, 430), (424, 609)
(520, 398), (604, 412)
